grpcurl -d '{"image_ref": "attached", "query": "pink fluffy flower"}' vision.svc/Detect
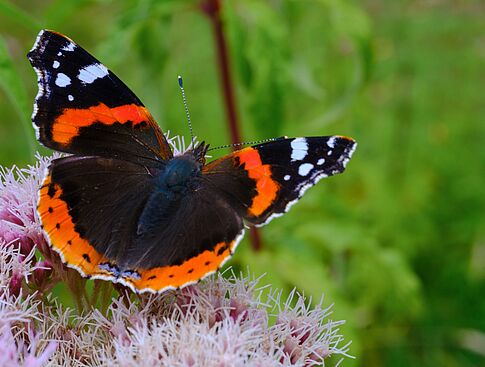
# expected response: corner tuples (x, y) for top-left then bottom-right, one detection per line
(0, 153), (352, 366)
(0, 322), (57, 367)
(93, 272), (352, 366)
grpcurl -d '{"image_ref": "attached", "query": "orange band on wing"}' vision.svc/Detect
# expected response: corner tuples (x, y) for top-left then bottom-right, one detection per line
(38, 171), (240, 293)
(39, 173), (239, 292)
(127, 240), (237, 292)
(38, 174), (111, 277)
(235, 148), (279, 217)
(52, 103), (151, 145)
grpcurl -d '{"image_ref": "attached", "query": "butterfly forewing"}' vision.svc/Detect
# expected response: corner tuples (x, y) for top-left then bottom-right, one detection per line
(203, 136), (356, 226)
(28, 30), (172, 166)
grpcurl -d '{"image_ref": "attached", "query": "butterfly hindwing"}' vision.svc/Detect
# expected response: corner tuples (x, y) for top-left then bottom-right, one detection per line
(39, 155), (245, 293)
(127, 182), (245, 292)
(38, 156), (155, 279)
(28, 30), (172, 166)
(203, 136), (356, 226)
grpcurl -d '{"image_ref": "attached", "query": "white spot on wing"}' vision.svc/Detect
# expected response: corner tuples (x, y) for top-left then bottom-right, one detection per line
(53, 60), (60, 69)
(62, 43), (75, 51)
(291, 137), (308, 161)
(29, 31), (49, 132)
(68, 95), (74, 101)
(55, 73), (71, 87)
(256, 169), (329, 228)
(57, 52), (62, 56)
(78, 63), (109, 84)
(284, 175), (291, 181)
(348, 140), (357, 158)
(328, 150), (333, 156)
(298, 163), (314, 176)
(256, 138), (357, 229)
(30, 30), (45, 53)
(317, 158), (325, 165)
(31, 66), (48, 119)
(327, 136), (337, 148)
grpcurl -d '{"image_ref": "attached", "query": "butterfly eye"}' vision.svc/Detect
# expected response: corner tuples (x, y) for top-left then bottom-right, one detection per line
(198, 156), (206, 166)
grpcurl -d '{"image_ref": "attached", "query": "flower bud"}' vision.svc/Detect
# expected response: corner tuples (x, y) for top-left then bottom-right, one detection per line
(9, 272), (22, 297)
(229, 298), (248, 322)
(283, 335), (303, 364)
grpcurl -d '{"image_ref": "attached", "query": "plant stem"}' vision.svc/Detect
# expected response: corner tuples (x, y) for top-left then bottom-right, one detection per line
(202, 0), (262, 251)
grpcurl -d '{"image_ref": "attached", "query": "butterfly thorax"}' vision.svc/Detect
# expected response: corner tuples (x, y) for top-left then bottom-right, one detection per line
(158, 155), (201, 194)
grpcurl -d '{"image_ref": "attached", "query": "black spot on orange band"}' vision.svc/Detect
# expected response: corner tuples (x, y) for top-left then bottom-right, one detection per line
(39, 171), (243, 293)
(38, 173), (112, 278)
(120, 238), (240, 292)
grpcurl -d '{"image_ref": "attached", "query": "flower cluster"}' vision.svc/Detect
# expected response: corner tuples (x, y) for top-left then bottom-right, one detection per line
(0, 149), (352, 366)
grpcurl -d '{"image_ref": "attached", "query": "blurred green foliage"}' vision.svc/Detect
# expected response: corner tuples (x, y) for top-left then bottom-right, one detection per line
(0, 0), (484, 366)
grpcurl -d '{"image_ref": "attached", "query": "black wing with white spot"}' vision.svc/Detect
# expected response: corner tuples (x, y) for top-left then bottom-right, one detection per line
(27, 30), (172, 165)
(203, 136), (357, 227)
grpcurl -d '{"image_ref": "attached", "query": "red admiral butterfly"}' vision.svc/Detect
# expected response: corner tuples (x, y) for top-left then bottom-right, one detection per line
(28, 30), (356, 293)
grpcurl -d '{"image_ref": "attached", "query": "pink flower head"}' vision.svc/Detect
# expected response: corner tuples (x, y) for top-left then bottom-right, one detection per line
(0, 154), (351, 366)
(0, 322), (57, 367)
(0, 154), (58, 257)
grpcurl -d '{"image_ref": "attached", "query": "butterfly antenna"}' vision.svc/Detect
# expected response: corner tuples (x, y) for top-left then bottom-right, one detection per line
(207, 137), (282, 152)
(178, 76), (195, 150)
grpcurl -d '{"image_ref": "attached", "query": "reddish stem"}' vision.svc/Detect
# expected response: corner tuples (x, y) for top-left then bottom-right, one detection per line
(202, 0), (262, 251)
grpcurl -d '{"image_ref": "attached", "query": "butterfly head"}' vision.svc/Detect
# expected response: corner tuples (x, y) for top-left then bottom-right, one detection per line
(191, 141), (210, 166)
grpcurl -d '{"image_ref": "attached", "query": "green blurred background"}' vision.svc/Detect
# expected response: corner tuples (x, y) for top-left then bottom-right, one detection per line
(1, 0), (484, 366)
